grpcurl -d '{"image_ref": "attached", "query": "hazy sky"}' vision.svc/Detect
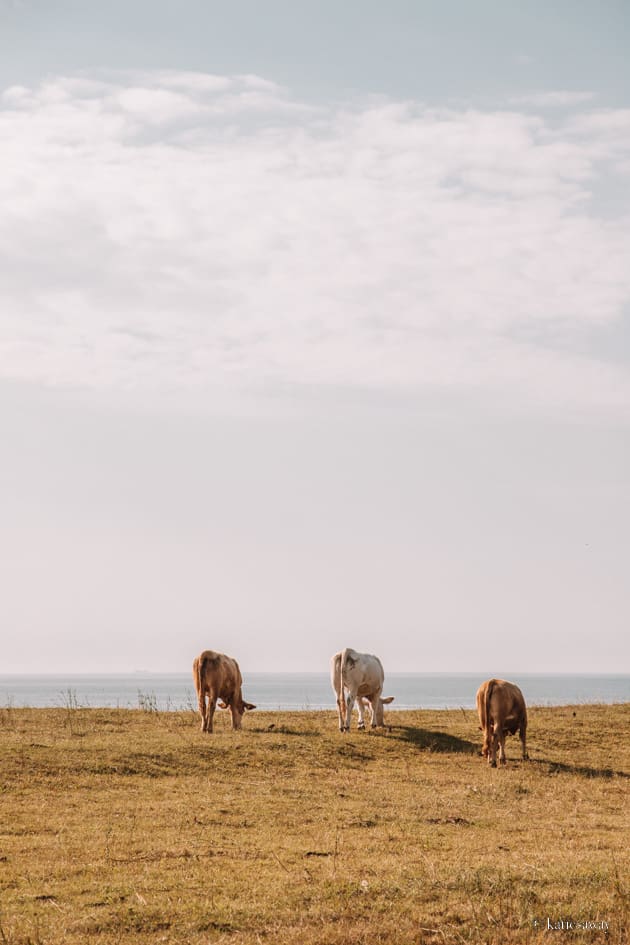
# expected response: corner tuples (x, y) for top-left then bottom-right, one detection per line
(1, 1), (629, 674)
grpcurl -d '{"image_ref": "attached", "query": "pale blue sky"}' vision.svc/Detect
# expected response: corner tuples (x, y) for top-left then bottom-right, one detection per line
(0, 2), (628, 674)
(2, 1), (629, 104)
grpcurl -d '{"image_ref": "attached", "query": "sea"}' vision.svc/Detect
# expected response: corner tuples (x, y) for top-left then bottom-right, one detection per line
(0, 673), (628, 712)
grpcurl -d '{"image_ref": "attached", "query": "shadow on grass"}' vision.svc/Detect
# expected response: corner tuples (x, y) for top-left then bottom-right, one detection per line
(390, 724), (478, 754)
(251, 725), (322, 737)
(530, 757), (630, 780)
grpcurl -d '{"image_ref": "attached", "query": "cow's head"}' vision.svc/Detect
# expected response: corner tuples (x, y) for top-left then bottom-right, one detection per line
(219, 698), (256, 729)
(374, 695), (394, 727)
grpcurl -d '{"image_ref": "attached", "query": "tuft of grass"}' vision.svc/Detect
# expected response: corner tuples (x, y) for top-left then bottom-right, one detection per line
(0, 704), (628, 943)
(136, 690), (158, 713)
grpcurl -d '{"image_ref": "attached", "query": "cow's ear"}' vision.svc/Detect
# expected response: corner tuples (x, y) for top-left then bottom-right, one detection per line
(218, 701), (229, 709)
(381, 696), (395, 704)
(243, 702), (256, 711)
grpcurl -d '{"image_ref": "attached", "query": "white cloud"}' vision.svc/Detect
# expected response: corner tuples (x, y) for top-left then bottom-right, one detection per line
(115, 86), (207, 123)
(509, 90), (596, 108)
(0, 73), (629, 414)
(148, 71), (234, 93)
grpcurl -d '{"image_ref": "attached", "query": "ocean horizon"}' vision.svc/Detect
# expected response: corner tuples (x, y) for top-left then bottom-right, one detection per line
(0, 672), (628, 712)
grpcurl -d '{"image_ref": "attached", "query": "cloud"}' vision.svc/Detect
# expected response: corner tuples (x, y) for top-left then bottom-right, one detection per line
(509, 90), (596, 108)
(0, 72), (629, 414)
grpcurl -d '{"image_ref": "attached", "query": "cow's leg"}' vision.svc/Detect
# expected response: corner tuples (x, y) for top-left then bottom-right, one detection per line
(489, 725), (499, 767)
(356, 698), (367, 730)
(368, 695), (379, 728)
(206, 696), (217, 734)
(520, 718), (528, 760)
(336, 696), (345, 732)
(498, 727), (507, 766)
(344, 692), (356, 732)
(198, 691), (208, 732)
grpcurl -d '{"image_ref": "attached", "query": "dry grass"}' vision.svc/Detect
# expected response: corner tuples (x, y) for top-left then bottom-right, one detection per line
(0, 702), (628, 944)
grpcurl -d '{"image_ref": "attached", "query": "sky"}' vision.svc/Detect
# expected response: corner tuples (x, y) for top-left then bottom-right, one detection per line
(1, 1), (629, 675)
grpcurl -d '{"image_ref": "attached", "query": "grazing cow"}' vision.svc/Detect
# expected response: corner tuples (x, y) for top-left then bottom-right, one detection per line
(476, 678), (528, 767)
(330, 648), (394, 732)
(192, 650), (256, 733)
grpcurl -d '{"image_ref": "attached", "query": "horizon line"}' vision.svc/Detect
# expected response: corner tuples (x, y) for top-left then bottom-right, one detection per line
(1, 670), (628, 678)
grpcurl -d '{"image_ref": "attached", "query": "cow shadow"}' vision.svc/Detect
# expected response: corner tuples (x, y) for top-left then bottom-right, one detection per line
(529, 757), (630, 780)
(390, 724), (477, 755)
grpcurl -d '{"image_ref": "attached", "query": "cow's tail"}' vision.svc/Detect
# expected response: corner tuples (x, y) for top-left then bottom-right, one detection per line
(195, 650), (220, 696)
(339, 648), (353, 717)
(485, 678), (497, 738)
(193, 656), (201, 698)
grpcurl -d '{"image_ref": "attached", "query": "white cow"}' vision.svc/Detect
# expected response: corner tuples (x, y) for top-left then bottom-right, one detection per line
(330, 647), (394, 732)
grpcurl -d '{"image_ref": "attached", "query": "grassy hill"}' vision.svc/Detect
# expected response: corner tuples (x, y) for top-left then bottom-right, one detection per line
(0, 703), (628, 944)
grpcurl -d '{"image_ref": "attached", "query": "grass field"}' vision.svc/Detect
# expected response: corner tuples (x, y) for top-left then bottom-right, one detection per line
(0, 702), (628, 944)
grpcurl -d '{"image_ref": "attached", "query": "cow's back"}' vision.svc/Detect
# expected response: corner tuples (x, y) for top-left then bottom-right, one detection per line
(193, 649), (221, 692)
(345, 651), (384, 697)
(496, 680), (527, 727)
(194, 650), (241, 703)
(486, 679), (526, 724)
(477, 677), (527, 734)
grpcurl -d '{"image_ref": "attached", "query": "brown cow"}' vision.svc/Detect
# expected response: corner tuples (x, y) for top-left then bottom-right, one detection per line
(476, 678), (528, 767)
(192, 650), (256, 733)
